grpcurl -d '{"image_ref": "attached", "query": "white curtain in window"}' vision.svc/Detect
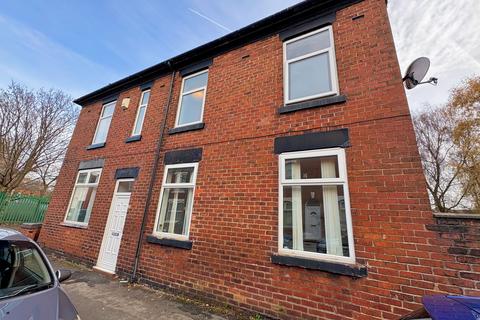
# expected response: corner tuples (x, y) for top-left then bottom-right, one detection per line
(182, 190), (193, 234)
(291, 161), (304, 251)
(84, 188), (96, 223)
(321, 159), (343, 256)
(69, 187), (88, 221)
(167, 172), (184, 233)
(157, 190), (170, 232)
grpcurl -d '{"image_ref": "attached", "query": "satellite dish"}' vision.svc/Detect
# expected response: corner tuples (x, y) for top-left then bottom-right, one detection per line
(402, 57), (438, 89)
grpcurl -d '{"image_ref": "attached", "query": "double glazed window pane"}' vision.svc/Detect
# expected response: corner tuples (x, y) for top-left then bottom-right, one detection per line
(88, 171), (100, 184)
(183, 72), (208, 92)
(77, 172), (88, 184)
(133, 91), (150, 136)
(157, 187), (193, 235)
(93, 101), (115, 144)
(282, 185), (349, 257)
(133, 106), (146, 135)
(93, 115), (112, 144)
(66, 186), (97, 224)
(286, 30), (330, 60)
(288, 53), (332, 100)
(177, 71), (208, 126)
(177, 91), (204, 125)
(285, 156), (339, 179)
(140, 91), (150, 105)
(102, 102), (115, 117)
(117, 181), (134, 193)
(166, 167), (194, 184)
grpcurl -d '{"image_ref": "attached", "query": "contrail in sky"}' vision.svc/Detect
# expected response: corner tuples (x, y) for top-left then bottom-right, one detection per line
(188, 8), (232, 32)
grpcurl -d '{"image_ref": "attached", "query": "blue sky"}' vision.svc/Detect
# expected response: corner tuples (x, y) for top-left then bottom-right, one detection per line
(0, 0), (479, 112)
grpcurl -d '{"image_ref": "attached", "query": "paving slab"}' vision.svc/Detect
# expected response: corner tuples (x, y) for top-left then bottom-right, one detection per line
(48, 254), (227, 320)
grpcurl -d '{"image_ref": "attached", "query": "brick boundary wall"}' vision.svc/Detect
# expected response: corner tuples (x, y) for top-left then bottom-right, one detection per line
(425, 214), (480, 292)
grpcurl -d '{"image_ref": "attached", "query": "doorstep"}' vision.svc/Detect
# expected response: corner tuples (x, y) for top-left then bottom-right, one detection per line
(92, 265), (116, 277)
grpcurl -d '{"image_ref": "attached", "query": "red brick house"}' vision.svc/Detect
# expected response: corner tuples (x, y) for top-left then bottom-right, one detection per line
(39, 0), (480, 319)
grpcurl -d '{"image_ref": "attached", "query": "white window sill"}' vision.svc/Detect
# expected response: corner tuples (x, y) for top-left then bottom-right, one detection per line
(433, 212), (480, 219)
(60, 222), (88, 229)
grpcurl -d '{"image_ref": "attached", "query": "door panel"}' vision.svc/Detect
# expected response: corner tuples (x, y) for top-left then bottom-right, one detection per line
(97, 194), (130, 272)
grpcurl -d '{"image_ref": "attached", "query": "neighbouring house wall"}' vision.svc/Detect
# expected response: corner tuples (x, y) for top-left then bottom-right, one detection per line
(39, 1), (480, 319)
(39, 74), (173, 270)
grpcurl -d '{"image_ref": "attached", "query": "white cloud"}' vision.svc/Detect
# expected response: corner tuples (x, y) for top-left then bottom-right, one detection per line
(388, 0), (480, 112)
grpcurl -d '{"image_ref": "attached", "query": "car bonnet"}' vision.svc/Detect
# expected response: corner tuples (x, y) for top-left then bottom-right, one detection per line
(422, 295), (480, 320)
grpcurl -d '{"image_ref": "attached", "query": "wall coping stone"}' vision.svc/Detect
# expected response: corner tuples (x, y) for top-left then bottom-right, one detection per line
(433, 212), (480, 219)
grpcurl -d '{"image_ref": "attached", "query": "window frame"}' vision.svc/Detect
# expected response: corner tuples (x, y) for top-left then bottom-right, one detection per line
(283, 25), (339, 105)
(278, 148), (355, 264)
(92, 100), (116, 144)
(174, 69), (209, 128)
(131, 89), (150, 137)
(152, 163), (199, 241)
(64, 168), (103, 227)
(114, 178), (135, 195)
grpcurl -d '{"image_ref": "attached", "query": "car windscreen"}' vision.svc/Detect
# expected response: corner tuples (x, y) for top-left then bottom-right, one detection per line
(0, 240), (53, 299)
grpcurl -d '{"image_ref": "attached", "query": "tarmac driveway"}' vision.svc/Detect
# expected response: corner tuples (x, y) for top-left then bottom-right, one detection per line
(48, 254), (228, 320)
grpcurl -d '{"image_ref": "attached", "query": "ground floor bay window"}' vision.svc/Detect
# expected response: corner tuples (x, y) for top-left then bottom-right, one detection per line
(279, 148), (355, 263)
(153, 163), (198, 240)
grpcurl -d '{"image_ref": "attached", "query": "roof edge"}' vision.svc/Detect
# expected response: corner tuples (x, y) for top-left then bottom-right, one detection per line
(74, 0), (362, 106)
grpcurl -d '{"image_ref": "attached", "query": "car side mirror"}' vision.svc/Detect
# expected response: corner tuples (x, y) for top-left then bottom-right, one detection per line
(56, 269), (72, 283)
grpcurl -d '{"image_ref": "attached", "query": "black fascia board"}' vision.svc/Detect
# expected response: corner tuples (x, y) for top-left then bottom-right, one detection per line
(73, 0), (362, 107)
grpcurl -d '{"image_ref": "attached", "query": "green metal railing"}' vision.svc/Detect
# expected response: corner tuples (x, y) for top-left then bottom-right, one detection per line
(0, 192), (49, 224)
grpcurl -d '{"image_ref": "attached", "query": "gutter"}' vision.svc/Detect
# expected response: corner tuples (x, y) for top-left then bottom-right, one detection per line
(73, 0), (361, 106)
(131, 63), (176, 281)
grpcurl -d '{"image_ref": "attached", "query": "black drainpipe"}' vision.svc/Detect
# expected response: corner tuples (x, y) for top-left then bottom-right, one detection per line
(131, 63), (176, 282)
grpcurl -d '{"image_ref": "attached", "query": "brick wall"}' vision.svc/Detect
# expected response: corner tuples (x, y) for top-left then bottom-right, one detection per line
(39, 0), (480, 319)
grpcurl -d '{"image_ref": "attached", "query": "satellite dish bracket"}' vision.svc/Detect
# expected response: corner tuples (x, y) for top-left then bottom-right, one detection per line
(403, 73), (438, 87)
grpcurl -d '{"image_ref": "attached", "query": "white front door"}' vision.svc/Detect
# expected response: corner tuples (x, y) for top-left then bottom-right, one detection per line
(96, 179), (133, 273)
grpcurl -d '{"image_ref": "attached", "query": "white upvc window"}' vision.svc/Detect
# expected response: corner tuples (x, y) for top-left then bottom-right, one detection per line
(283, 26), (339, 104)
(175, 70), (208, 127)
(92, 100), (116, 144)
(132, 90), (150, 136)
(278, 148), (355, 264)
(153, 163), (198, 240)
(64, 168), (102, 226)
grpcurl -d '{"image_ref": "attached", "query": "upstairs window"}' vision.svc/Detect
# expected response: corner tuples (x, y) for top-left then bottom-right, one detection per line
(132, 90), (150, 136)
(175, 70), (208, 127)
(93, 101), (115, 144)
(153, 163), (198, 240)
(283, 26), (338, 104)
(65, 168), (102, 225)
(279, 148), (354, 264)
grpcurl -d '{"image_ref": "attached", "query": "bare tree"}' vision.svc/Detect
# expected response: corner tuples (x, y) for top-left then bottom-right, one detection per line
(413, 106), (467, 211)
(0, 81), (78, 194)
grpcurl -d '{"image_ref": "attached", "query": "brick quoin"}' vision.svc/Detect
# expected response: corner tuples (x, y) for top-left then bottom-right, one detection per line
(39, 0), (480, 319)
